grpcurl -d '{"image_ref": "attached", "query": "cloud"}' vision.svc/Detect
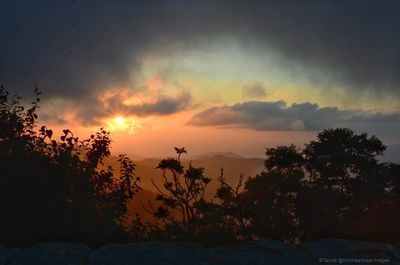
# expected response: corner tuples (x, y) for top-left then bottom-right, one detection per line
(78, 90), (191, 125)
(242, 83), (268, 99)
(125, 91), (192, 117)
(1, 0), (400, 102)
(189, 101), (400, 136)
(39, 113), (69, 125)
(41, 89), (192, 126)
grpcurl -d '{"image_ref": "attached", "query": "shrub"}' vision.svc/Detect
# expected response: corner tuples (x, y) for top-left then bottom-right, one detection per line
(0, 86), (139, 246)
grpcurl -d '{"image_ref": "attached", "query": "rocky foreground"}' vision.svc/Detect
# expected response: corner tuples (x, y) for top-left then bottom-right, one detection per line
(1, 239), (399, 265)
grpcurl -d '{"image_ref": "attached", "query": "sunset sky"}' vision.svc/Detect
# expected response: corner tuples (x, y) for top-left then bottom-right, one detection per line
(1, 1), (399, 158)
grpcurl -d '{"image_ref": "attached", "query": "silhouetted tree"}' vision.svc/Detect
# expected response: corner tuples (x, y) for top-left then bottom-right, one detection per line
(197, 146), (304, 243)
(154, 148), (205, 223)
(142, 147), (211, 240)
(299, 129), (388, 239)
(259, 128), (400, 242)
(207, 129), (400, 243)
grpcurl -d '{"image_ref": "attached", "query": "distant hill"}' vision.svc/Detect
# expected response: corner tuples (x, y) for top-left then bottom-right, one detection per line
(125, 189), (161, 226)
(103, 153), (265, 199)
(101, 153), (265, 224)
(189, 155), (265, 198)
(186, 151), (245, 160)
(103, 147), (400, 226)
(137, 155), (264, 199)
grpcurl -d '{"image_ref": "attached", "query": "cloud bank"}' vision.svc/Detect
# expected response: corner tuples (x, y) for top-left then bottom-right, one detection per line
(189, 101), (400, 136)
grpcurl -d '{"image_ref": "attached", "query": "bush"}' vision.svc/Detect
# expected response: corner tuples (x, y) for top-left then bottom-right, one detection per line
(0, 86), (139, 246)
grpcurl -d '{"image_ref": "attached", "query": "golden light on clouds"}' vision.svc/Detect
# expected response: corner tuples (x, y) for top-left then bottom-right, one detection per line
(104, 115), (141, 134)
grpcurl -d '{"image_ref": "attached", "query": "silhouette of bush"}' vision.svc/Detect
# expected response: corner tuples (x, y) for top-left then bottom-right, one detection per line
(0, 86), (139, 246)
(136, 147), (213, 242)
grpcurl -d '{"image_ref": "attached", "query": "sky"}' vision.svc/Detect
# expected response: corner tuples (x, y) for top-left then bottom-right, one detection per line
(1, 0), (399, 158)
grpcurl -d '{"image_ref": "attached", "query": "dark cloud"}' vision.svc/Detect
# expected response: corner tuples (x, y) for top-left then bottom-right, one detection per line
(189, 101), (400, 137)
(39, 113), (68, 125)
(1, 0), (399, 102)
(130, 92), (191, 116)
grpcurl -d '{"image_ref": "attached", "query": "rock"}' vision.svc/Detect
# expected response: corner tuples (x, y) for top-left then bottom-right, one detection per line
(90, 240), (308, 265)
(301, 239), (400, 265)
(205, 239), (309, 265)
(9, 242), (91, 265)
(0, 245), (21, 265)
(90, 241), (205, 265)
(2, 238), (400, 265)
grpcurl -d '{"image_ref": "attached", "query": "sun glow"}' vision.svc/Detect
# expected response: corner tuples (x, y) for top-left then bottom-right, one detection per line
(104, 115), (140, 133)
(115, 116), (124, 125)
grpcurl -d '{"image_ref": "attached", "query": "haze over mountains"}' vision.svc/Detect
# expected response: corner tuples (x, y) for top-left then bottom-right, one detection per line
(121, 144), (400, 166)
(102, 145), (399, 225)
(102, 152), (265, 224)
(105, 145), (399, 193)
(105, 152), (264, 195)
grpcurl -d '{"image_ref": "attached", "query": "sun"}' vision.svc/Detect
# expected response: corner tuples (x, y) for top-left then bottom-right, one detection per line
(115, 116), (124, 125)
(105, 115), (140, 133)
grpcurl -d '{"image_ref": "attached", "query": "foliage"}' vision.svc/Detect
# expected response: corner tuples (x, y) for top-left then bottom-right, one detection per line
(255, 128), (399, 242)
(136, 128), (400, 244)
(0, 86), (139, 246)
(139, 147), (212, 241)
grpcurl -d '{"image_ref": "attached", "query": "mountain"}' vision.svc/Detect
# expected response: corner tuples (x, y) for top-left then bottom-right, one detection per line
(101, 153), (265, 224)
(132, 154), (264, 199)
(102, 153), (265, 199)
(188, 155), (265, 198)
(186, 151), (244, 160)
(125, 189), (161, 225)
(105, 148), (400, 226)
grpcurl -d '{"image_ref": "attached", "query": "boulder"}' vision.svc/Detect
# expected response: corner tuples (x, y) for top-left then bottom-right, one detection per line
(301, 239), (400, 265)
(2, 238), (400, 265)
(9, 242), (91, 265)
(90, 241), (205, 265)
(205, 239), (309, 265)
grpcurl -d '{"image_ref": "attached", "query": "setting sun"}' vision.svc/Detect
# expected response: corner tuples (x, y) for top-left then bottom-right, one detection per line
(104, 115), (141, 133)
(115, 116), (124, 125)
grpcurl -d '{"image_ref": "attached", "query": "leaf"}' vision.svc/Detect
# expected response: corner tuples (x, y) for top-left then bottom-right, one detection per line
(46, 129), (53, 139)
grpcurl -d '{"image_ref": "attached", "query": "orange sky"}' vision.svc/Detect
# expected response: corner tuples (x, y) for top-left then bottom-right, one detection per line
(37, 48), (400, 158)
(44, 118), (316, 159)
(18, 29), (397, 160)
